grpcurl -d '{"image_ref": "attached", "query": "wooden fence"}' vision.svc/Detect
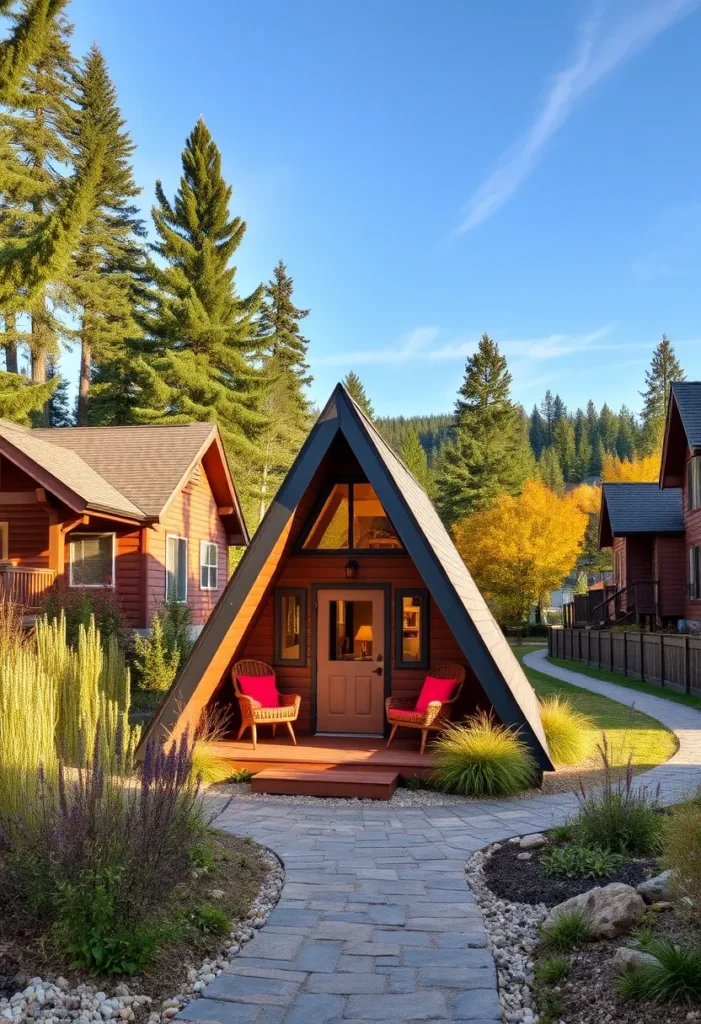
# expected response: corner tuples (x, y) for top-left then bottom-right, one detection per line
(548, 627), (701, 697)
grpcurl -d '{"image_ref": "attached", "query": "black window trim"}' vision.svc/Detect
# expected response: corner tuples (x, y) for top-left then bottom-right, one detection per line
(688, 456), (701, 512)
(274, 587), (307, 666)
(395, 587), (429, 669)
(689, 545), (701, 601)
(296, 477), (405, 556)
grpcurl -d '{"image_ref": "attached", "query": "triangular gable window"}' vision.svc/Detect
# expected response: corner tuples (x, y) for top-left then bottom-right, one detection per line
(302, 482), (402, 551)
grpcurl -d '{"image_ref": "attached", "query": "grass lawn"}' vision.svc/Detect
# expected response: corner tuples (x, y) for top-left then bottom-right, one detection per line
(547, 654), (701, 713)
(512, 645), (678, 783)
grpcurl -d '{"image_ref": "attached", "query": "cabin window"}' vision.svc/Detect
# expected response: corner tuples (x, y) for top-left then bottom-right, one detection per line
(166, 534), (188, 602)
(69, 533), (115, 588)
(274, 588), (306, 665)
(395, 589), (429, 668)
(199, 541), (218, 590)
(688, 457), (701, 511)
(302, 482), (402, 551)
(689, 546), (701, 600)
(328, 599), (375, 660)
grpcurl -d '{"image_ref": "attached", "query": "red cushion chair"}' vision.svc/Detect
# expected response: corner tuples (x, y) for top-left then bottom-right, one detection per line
(385, 664), (466, 755)
(232, 660), (301, 749)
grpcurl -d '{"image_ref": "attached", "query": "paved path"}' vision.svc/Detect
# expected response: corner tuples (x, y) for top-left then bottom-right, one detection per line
(178, 651), (701, 1024)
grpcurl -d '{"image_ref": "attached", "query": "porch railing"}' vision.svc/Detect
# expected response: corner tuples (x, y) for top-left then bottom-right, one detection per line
(564, 580), (658, 628)
(0, 564), (56, 610)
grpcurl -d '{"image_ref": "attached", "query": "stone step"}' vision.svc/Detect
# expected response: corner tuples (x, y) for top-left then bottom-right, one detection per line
(250, 767), (400, 799)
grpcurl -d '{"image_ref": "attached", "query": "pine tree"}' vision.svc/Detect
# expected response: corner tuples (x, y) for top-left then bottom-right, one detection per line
(0, 368), (56, 422)
(45, 353), (71, 424)
(538, 446), (565, 495)
(343, 371), (374, 418)
(258, 260), (311, 388)
(134, 119), (266, 507)
(586, 399), (599, 455)
(616, 405), (636, 461)
(640, 333), (685, 452)
(436, 334), (534, 526)
(575, 425), (592, 481)
(69, 44), (144, 425)
(529, 404), (546, 459)
(540, 390), (555, 445)
(553, 416), (576, 480)
(552, 394), (567, 422)
(400, 427), (435, 497)
(599, 403), (619, 453)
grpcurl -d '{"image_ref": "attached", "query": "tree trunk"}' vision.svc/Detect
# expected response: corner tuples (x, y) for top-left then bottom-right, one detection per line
(77, 335), (91, 426)
(4, 313), (18, 374)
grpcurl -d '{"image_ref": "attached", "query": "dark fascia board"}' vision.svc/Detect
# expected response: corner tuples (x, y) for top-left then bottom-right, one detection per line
(137, 404), (341, 753)
(598, 489), (613, 548)
(335, 394), (553, 771)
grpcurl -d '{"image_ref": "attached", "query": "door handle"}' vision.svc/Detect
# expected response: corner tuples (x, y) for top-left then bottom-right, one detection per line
(372, 667), (382, 676)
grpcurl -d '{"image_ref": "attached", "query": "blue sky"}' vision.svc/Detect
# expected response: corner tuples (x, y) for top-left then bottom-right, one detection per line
(64, 0), (701, 419)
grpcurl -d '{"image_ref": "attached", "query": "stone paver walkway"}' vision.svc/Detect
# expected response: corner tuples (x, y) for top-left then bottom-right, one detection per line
(179, 650), (701, 1024)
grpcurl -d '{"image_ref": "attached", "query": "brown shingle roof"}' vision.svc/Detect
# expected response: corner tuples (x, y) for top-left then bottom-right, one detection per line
(32, 422), (216, 518)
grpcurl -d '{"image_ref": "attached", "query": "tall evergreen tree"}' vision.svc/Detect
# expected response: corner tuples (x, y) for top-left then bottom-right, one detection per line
(575, 423), (592, 480)
(343, 371), (374, 418)
(400, 426), (435, 497)
(640, 333), (685, 452)
(553, 416), (576, 480)
(538, 446), (565, 495)
(586, 399), (599, 454)
(552, 393), (567, 422)
(616, 405), (637, 461)
(436, 334), (534, 526)
(540, 390), (555, 445)
(134, 119), (266, 507)
(599, 403), (618, 453)
(529, 404), (546, 459)
(69, 44), (144, 425)
(0, 367), (56, 422)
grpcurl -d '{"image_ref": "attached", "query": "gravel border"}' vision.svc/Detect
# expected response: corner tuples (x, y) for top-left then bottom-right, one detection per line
(0, 848), (284, 1024)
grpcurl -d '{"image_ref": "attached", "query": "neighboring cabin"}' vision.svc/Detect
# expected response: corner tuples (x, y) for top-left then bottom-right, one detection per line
(0, 421), (247, 630)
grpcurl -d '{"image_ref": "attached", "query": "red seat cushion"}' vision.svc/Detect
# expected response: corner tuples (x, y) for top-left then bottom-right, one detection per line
(414, 675), (458, 712)
(237, 673), (280, 708)
(389, 708), (421, 720)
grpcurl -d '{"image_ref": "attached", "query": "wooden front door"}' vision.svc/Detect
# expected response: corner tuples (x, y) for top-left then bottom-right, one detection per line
(316, 588), (385, 734)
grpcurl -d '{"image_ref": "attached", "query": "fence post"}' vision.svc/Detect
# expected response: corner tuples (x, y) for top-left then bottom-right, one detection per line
(685, 635), (691, 695)
(640, 634), (645, 684)
(659, 634), (665, 689)
(610, 629), (614, 672)
(623, 630), (627, 677)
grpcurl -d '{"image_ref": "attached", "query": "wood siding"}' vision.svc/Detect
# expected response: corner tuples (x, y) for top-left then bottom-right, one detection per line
(654, 534), (685, 619)
(148, 468), (230, 626)
(683, 447), (701, 623)
(0, 456), (50, 566)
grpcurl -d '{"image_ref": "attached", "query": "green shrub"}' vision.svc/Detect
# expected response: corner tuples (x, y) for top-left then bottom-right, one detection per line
(134, 614), (180, 692)
(570, 737), (664, 855)
(662, 798), (701, 919)
(548, 822), (575, 843)
(541, 844), (624, 880)
(540, 909), (592, 952)
(191, 904), (230, 935)
(615, 938), (701, 1003)
(538, 694), (592, 765)
(41, 587), (131, 653)
(431, 713), (538, 797)
(535, 955), (569, 983)
(159, 597), (193, 665)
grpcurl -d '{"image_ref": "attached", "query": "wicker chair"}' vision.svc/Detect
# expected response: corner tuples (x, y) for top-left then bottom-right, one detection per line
(232, 660), (301, 750)
(385, 663), (466, 755)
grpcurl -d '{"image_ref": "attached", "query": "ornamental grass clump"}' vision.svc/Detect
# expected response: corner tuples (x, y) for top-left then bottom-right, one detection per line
(571, 735), (664, 856)
(538, 694), (592, 765)
(431, 712), (538, 797)
(615, 938), (701, 1003)
(662, 795), (701, 920)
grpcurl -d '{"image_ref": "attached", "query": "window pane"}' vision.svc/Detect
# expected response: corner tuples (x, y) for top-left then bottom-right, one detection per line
(329, 600), (373, 660)
(71, 535), (113, 587)
(401, 595), (422, 663)
(280, 594), (302, 660)
(167, 537), (187, 601)
(352, 483), (401, 549)
(303, 484), (350, 549)
(177, 538), (187, 601)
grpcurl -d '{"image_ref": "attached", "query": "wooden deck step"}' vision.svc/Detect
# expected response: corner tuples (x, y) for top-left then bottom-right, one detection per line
(250, 767), (400, 800)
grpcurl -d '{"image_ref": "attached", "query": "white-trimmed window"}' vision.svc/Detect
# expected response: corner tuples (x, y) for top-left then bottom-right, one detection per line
(200, 541), (218, 590)
(69, 533), (115, 588)
(166, 535), (188, 602)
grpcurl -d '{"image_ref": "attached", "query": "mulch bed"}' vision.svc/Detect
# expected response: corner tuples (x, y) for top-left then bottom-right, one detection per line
(0, 831), (268, 1010)
(484, 840), (658, 907)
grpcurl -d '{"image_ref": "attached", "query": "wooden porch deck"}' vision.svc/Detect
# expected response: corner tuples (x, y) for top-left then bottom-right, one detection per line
(202, 734), (435, 780)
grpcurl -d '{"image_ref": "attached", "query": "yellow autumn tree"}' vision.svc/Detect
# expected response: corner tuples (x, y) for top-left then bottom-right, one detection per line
(602, 451), (661, 483)
(453, 479), (588, 625)
(567, 482), (601, 515)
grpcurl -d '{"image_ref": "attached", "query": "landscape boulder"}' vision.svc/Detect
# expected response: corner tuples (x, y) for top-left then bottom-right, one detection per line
(636, 870), (676, 904)
(519, 833), (548, 850)
(612, 947), (661, 974)
(543, 883), (645, 940)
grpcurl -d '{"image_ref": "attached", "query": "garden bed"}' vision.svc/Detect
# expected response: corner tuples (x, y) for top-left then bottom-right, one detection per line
(0, 832), (281, 1023)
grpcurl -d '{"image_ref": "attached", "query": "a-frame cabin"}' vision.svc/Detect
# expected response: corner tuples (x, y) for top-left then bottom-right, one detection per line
(139, 385), (552, 787)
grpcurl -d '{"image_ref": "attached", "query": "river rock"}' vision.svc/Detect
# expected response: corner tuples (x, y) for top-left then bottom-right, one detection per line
(637, 870), (676, 904)
(612, 946), (661, 974)
(543, 882), (645, 939)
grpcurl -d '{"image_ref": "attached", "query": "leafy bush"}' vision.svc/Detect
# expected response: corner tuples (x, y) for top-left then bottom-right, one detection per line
(134, 614), (180, 692)
(570, 736), (664, 855)
(41, 587), (131, 653)
(615, 938), (701, 1003)
(159, 597), (193, 665)
(431, 712), (539, 797)
(662, 798), (701, 919)
(538, 695), (592, 765)
(535, 955), (569, 983)
(540, 910), (592, 952)
(541, 844), (624, 879)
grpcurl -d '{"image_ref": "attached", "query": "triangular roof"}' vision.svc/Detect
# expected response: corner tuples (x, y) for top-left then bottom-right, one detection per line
(0, 420), (247, 540)
(660, 381), (701, 488)
(599, 483), (684, 546)
(140, 384), (552, 770)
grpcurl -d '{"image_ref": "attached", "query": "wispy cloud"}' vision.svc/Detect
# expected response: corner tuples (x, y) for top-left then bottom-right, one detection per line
(316, 325), (617, 367)
(458, 0), (700, 233)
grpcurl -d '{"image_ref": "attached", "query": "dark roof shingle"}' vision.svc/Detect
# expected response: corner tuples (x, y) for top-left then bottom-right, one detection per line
(671, 381), (701, 448)
(602, 482), (684, 534)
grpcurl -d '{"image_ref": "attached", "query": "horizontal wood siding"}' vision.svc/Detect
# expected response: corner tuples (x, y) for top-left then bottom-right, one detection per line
(149, 467), (229, 626)
(626, 535), (654, 582)
(684, 447), (701, 623)
(654, 535), (685, 619)
(3, 502), (50, 566)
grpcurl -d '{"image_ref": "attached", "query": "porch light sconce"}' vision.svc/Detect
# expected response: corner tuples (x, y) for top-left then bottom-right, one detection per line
(345, 559), (359, 579)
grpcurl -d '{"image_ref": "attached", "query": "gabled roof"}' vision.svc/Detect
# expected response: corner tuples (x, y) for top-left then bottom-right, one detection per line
(0, 420), (247, 539)
(139, 383), (553, 771)
(660, 381), (701, 488)
(599, 483), (684, 546)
